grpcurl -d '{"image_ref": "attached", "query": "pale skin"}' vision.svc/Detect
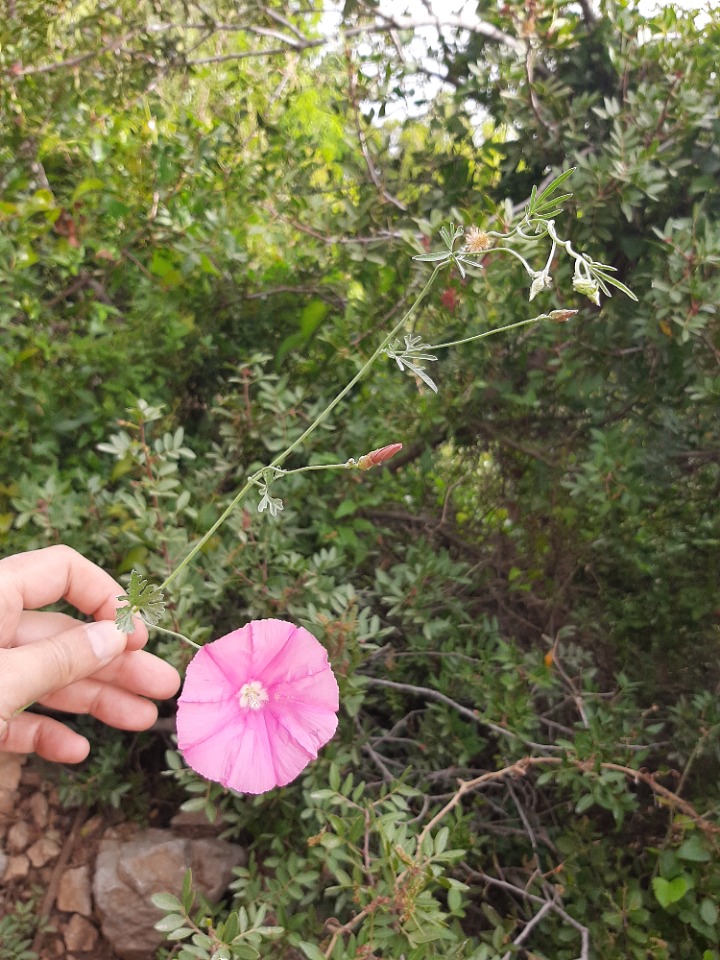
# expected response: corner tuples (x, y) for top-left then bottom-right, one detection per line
(0, 545), (180, 763)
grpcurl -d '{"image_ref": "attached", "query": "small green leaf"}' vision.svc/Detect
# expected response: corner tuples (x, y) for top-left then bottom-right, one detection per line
(298, 942), (326, 960)
(678, 834), (711, 862)
(116, 569), (166, 630)
(534, 167), (575, 207)
(701, 898), (718, 926)
(434, 826), (449, 855)
(182, 868), (195, 912)
(228, 946), (259, 960)
(71, 178), (105, 202)
(652, 875), (689, 907)
(154, 913), (187, 932)
(447, 886), (463, 913)
(152, 893), (183, 912)
(413, 251), (452, 262)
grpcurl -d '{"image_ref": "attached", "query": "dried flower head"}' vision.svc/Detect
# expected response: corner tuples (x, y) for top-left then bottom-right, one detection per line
(177, 619), (339, 795)
(464, 226), (492, 253)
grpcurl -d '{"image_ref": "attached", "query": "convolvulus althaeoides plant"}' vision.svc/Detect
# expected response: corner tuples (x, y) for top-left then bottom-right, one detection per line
(112, 170), (636, 792)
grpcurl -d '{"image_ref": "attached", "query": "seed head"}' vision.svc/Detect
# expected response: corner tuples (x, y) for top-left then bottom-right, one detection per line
(464, 227), (492, 253)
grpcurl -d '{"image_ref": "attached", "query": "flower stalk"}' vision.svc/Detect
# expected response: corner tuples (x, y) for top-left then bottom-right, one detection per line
(150, 265), (442, 601)
(116, 169), (636, 634)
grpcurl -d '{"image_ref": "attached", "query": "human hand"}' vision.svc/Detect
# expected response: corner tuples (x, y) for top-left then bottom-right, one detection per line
(0, 545), (180, 762)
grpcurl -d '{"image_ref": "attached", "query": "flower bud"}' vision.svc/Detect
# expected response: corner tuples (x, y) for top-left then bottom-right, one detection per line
(548, 309), (578, 323)
(572, 276), (601, 305)
(529, 271), (552, 301)
(358, 443), (403, 470)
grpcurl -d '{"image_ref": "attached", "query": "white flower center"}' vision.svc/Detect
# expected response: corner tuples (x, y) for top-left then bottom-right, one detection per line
(238, 680), (269, 710)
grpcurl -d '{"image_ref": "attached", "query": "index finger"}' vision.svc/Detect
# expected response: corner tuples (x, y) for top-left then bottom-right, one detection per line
(0, 546), (148, 649)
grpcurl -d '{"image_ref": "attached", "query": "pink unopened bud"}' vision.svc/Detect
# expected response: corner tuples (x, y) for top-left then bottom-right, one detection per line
(358, 443), (403, 470)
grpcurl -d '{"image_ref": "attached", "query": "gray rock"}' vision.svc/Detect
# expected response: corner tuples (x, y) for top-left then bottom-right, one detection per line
(170, 807), (226, 836)
(93, 827), (246, 960)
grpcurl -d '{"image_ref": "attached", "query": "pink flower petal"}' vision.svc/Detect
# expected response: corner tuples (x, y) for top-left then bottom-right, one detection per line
(176, 619), (339, 795)
(270, 698), (338, 756)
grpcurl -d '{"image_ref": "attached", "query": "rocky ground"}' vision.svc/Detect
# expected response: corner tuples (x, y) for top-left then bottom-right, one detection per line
(0, 752), (122, 959)
(0, 752), (245, 960)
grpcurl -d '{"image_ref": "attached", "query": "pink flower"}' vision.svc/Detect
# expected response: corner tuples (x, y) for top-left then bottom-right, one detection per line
(176, 619), (339, 795)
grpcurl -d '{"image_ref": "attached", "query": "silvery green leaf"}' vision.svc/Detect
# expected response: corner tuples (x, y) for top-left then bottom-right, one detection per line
(402, 360), (438, 393)
(591, 269), (638, 300)
(413, 252), (452, 262)
(258, 490), (284, 517)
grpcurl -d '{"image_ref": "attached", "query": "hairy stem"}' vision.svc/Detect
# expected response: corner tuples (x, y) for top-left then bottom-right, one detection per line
(156, 265), (442, 597)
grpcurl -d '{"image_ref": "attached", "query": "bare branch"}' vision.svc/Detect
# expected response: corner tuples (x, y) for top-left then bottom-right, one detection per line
(9, 12), (523, 80)
(346, 51), (408, 212)
(12, 33), (136, 76)
(473, 871), (590, 960)
(365, 677), (563, 753)
(500, 900), (555, 960)
(370, 13), (524, 54)
(578, 0), (598, 27)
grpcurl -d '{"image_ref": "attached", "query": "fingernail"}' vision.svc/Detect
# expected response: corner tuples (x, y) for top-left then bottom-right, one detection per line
(86, 621), (128, 662)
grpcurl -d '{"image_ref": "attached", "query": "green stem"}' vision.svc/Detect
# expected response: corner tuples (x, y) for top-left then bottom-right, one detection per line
(429, 314), (546, 352)
(546, 220), (578, 260)
(489, 245), (536, 276)
(273, 462), (351, 477)
(150, 622), (201, 650)
(157, 265), (443, 596)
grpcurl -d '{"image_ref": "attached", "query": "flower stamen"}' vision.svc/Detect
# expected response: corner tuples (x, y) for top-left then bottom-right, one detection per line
(238, 680), (269, 710)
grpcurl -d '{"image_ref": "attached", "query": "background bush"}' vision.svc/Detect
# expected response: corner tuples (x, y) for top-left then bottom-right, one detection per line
(1, 1), (719, 957)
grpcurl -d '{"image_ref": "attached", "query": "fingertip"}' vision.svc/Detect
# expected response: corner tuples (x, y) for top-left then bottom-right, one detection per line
(105, 611), (148, 650)
(126, 615), (149, 650)
(136, 700), (159, 730)
(162, 663), (182, 698)
(62, 735), (91, 764)
(86, 620), (128, 663)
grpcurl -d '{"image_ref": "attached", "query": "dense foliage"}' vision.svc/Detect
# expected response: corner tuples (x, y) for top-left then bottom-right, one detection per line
(1, 1), (719, 958)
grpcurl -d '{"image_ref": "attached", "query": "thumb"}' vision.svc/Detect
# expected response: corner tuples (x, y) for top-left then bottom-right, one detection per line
(0, 620), (128, 723)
